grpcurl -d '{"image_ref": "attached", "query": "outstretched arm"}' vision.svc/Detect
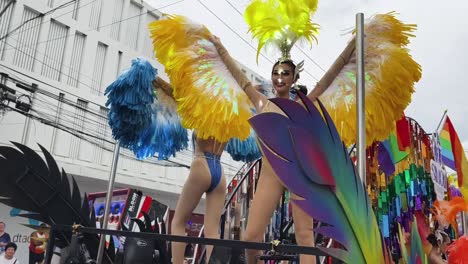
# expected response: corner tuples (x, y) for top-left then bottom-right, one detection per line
(209, 36), (267, 112)
(153, 76), (174, 97)
(308, 38), (355, 101)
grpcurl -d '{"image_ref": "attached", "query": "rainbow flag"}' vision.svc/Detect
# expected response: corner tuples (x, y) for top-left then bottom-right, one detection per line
(439, 116), (468, 187)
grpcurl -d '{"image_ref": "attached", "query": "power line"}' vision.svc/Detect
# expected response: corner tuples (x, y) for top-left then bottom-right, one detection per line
(197, 0), (319, 81)
(1, 74), (242, 171)
(2, 0), (185, 54)
(2, 40), (103, 97)
(196, 0), (274, 65)
(1, 0), (96, 42)
(0, 0), (77, 41)
(223, 0), (326, 74)
(2, 103), (187, 168)
(0, 0), (244, 172)
(1, 0), (187, 96)
(0, 63), (105, 108)
(0, 0), (15, 18)
(296, 46), (326, 72)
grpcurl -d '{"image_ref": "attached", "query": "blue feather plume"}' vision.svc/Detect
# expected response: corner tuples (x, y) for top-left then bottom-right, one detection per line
(104, 58), (156, 149)
(133, 102), (189, 160)
(226, 129), (261, 162)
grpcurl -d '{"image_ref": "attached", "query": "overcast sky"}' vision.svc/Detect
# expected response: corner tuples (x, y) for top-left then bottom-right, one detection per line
(149, 0), (468, 146)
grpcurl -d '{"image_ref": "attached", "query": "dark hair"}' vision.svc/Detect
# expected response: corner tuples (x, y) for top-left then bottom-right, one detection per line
(5, 242), (17, 251)
(297, 85), (308, 95)
(427, 232), (450, 247)
(0, 222), (5, 226)
(427, 234), (439, 247)
(272, 60), (300, 81)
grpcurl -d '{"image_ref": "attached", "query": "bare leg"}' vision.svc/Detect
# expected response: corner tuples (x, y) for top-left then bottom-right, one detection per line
(243, 162), (285, 264)
(204, 174), (227, 263)
(171, 159), (211, 264)
(233, 203), (242, 240)
(291, 197), (315, 264)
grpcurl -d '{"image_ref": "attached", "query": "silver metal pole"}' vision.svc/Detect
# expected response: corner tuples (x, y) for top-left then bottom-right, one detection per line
(96, 141), (121, 264)
(356, 13), (366, 186)
(435, 109), (448, 135)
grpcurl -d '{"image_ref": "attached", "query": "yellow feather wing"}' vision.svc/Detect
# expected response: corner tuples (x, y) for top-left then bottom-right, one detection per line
(319, 12), (422, 146)
(149, 15), (254, 142)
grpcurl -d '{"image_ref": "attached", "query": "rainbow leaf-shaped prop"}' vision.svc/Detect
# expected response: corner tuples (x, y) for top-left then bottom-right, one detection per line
(398, 218), (428, 264)
(249, 92), (392, 263)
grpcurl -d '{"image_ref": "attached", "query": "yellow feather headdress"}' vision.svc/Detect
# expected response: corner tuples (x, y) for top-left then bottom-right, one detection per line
(244, 0), (320, 63)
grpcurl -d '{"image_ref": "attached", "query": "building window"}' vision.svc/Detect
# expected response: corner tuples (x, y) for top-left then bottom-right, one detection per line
(95, 106), (109, 162)
(71, 99), (87, 159)
(116, 51), (123, 78)
(72, 0), (80, 20)
(13, 7), (43, 71)
(143, 12), (159, 58)
(125, 2), (142, 50)
(0, 0), (15, 60)
(53, 93), (73, 157)
(67, 32), (86, 88)
(89, 0), (103, 30)
(109, 0), (124, 40)
(41, 19), (69, 81)
(91, 42), (107, 95)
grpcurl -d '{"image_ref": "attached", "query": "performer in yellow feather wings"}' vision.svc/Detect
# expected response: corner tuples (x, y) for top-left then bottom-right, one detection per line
(149, 16), (264, 264)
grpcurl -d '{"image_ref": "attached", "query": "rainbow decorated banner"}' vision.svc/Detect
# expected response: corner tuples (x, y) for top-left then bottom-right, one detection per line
(439, 116), (468, 187)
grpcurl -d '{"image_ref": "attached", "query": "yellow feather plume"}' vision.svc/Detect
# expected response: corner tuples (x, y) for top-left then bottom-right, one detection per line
(244, 0), (319, 62)
(149, 15), (254, 142)
(319, 12), (422, 146)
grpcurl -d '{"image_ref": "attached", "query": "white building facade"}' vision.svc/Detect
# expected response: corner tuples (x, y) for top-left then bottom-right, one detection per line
(0, 0), (268, 209)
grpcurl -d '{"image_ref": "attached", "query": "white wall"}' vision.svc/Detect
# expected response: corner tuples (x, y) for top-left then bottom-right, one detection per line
(0, 0), (247, 209)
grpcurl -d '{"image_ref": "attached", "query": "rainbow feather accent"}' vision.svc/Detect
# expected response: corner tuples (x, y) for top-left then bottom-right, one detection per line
(414, 211), (432, 255)
(409, 220), (427, 264)
(398, 218), (428, 264)
(431, 197), (468, 235)
(249, 92), (391, 263)
(398, 224), (410, 264)
(244, 0), (319, 62)
(105, 58), (155, 149)
(149, 15), (254, 143)
(319, 12), (422, 146)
